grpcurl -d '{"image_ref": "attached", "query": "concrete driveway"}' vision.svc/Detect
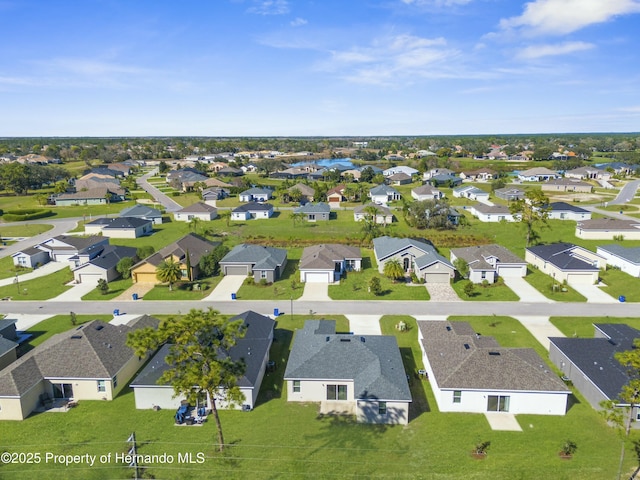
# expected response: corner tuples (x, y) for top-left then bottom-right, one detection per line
(571, 283), (618, 303)
(0, 262), (68, 287)
(503, 277), (553, 303)
(203, 275), (246, 301)
(485, 412), (522, 431)
(347, 315), (381, 335)
(298, 282), (330, 301)
(425, 283), (460, 302)
(513, 316), (565, 351)
(48, 278), (100, 302)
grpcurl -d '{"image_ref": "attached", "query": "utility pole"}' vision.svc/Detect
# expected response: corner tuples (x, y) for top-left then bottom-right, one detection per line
(126, 432), (139, 480)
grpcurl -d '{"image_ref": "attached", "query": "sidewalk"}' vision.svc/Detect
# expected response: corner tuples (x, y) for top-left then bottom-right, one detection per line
(0, 262), (68, 287)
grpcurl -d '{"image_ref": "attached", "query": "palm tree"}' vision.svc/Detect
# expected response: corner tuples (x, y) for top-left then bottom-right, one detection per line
(189, 216), (201, 234)
(156, 257), (182, 291)
(289, 211), (305, 227)
(219, 210), (231, 227)
(383, 259), (405, 282)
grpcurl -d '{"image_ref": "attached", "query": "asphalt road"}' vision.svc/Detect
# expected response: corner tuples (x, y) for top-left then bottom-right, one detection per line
(136, 169), (183, 212)
(0, 217), (79, 259)
(1, 299), (638, 318)
(609, 179), (640, 205)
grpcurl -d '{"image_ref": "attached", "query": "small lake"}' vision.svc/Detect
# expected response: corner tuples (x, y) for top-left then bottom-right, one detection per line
(290, 158), (354, 168)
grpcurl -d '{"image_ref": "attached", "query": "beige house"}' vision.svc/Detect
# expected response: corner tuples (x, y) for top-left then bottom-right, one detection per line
(576, 218), (640, 240)
(525, 243), (605, 285)
(0, 316), (159, 421)
(353, 203), (394, 224)
(541, 178), (592, 193)
(284, 320), (411, 424)
(173, 202), (218, 222)
(84, 217), (153, 238)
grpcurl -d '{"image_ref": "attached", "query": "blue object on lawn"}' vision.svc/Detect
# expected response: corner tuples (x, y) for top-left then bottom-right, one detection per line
(619, 295), (626, 303)
(231, 293), (236, 300)
(274, 308), (279, 317)
(113, 309), (119, 316)
(132, 293), (138, 300)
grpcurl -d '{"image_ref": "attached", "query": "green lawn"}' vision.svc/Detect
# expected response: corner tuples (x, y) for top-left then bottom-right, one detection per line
(328, 253), (430, 300)
(1, 312), (633, 479)
(599, 268), (640, 302)
(143, 276), (223, 300)
(81, 277), (133, 301)
(451, 278), (520, 301)
(550, 317), (640, 338)
(0, 268), (73, 300)
(236, 259), (304, 300)
(0, 224), (53, 236)
(524, 269), (587, 302)
(0, 256), (33, 280)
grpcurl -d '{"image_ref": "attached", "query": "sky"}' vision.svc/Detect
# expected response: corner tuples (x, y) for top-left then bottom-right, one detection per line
(1, 0), (639, 137)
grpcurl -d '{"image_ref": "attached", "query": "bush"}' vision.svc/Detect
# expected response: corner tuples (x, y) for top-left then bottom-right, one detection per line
(3, 208), (53, 222)
(171, 192), (181, 197)
(245, 277), (255, 286)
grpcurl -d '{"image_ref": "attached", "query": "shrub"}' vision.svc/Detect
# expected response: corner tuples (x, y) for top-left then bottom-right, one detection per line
(171, 192), (181, 197)
(259, 278), (268, 286)
(245, 277), (255, 286)
(3, 208), (53, 222)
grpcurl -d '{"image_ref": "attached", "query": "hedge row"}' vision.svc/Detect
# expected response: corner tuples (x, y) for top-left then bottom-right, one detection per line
(3, 209), (54, 222)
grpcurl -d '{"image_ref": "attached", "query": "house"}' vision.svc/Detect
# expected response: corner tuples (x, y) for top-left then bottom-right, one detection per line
(0, 316), (159, 421)
(201, 187), (229, 206)
(0, 319), (18, 371)
(299, 244), (362, 283)
(54, 186), (125, 206)
(72, 245), (137, 284)
(174, 202), (218, 222)
(450, 245), (526, 284)
(468, 204), (517, 222)
(383, 166), (418, 177)
(565, 166), (609, 181)
(74, 173), (122, 192)
(459, 169), (496, 181)
(217, 166), (242, 177)
(37, 235), (109, 262)
(386, 172), (413, 185)
(12, 246), (50, 269)
(284, 320), (411, 424)
(452, 185), (490, 201)
(546, 202), (591, 221)
(429, 173), (462, 187)
(419, 321), (570, 415)
(423, 168), (454, 180)
(131, 234), (220, 284)
(411, 185), (443, 201)
(131, 311), (274, 411)
(596, 244), (640, 277)
(549, 324), (640, 414)
(287, 183), (315, 203)
(219, 244), (287, 283)
(84, 217), (153, 239)
(239, 187), (273, 202)
(525, 243), (605, 285)
(383, 153), (406, 162)
(369, 185), (401, 205)
(293, 202), (330, 222)
(326, 185), (346, 207)
(231, 202), (274, 220)
(240, 163), (259, 173)
(494, 187), (524, 201)
(576, 218), (640, 240)
(119, 204), (163, 224)
(541, 178), (592, 193)
(270, 167), (308, 180)
(353, 203), (394, 224)
(517, 167), (559, 182)
(373, 236), (455, 283)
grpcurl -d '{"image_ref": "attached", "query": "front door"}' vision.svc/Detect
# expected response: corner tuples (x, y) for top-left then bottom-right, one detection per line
(487, 395), (510, 412)
(52, 383), (74, 399)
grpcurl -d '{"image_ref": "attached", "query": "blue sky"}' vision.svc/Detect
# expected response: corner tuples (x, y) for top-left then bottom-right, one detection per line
(1, 0), (639, 136)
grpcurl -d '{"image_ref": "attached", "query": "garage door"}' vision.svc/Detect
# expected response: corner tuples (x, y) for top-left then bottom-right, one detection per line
(135, 272), (158, 283)
(304, 272), (331, 283)
(566, 273), (596, 285)
(79, 274), (101, 284)
(423, 272), (450, 284)
(497, 266), (525, 277)
(225, 265), (249, 276)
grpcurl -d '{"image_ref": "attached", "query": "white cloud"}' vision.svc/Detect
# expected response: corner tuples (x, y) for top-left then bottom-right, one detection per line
(247, 0), (289, 15)
(618, 105), (640, 113)
(517, 41), (595, 59)
(500, 0), (640, 35)
(401, 0), (474, 6)
(290, 17), (307, 27)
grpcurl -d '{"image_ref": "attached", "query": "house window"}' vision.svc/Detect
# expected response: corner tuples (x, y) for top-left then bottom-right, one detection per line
(481, 271), (486, 280)
(327, 384), (347, 400)
(378, 402), (387, 415)
(260, 271), (267, 279)
(181, 269), (188, 278)
(113, 375), (118, 388)
(487, 395), (510, 412)
(453, 391), (462, 403)
(309, 214), (315, 221)
(97, 380), (106, 393)
(293, 380), (301, 393)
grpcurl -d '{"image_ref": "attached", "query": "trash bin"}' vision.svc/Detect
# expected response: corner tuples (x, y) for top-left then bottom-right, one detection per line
(231, 293), (236, 300)
(274, 308), (279, 317)
(113, 309), (119, 316)
(132, 293), (138, 301)
(619, 295), (626, 303)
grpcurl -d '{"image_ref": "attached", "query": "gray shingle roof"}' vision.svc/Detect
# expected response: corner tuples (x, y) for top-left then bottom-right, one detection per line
(526, 243), (599, 271)
(369, 185), (400, 196)
(420, 321), (568, 392)
(232, 202), (274, 213)
(294, 202), (330, 214)
(577, 218), (640, 231)
(548, 202), (589, 213)
(76, 245), (137, 271)
(353, 203), (392, 216)
(549, 324), (640, 401)
(241, 187), (272, 196)
(219, 244), (287, 271)
(119, 204), (162, 218)
(597, 244), (640, 264)
(300, 244), (361, 270)
(102, 217), (152, 229)
(373, 236), (452, 269)
(472, 203), (512, 214)
(450, 244), (525, 271)
(0, 317), (159, 397)
(177, 202), (217, 214)
(284, 320), (411, 402)
(135, 234), (220, 268)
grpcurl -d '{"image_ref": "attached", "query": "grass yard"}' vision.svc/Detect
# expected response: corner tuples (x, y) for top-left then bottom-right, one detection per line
(143, 276), (223, 300)
(550, 316), (640, 338)
(236, 259), (304, 300)
(0, 224), (53, 236)
(81, 277), (133, 301)
(0, 267), (73, 300)
(0, 312), (634, 479)
(524, 269), (587, 302)
(0, 256), (33, 280)
(328, 253), (430, 300)
(599, 268), (640, 302)
(451, 278), (520, 301)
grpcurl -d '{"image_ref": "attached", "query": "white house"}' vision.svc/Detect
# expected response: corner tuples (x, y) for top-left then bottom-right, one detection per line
(12, 247), (50, 269)
(383, 166), (418, 177)
(174, 202), (218, 222)
(239, 187), (273, 202)
(369, 185), (401, 205)
(353, 203), (394, 224)
(84, 217), (153, 239)
(450, 244), (526, 284)
(298, 244), (362, 283)
(576, 218), (640, 240)
(517, 167), (558, 182)
(525, 243), (605, 285)
(231, 202), (274, 220)
(596, 244), (640, 277)
(546, 202), (591, 221)
(452, 185), (490, 201)
(411, 185), (443, 201)
(418, 320), (570, 415)
(284, 320), (412, 424)
(468, 204), (517, 222)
